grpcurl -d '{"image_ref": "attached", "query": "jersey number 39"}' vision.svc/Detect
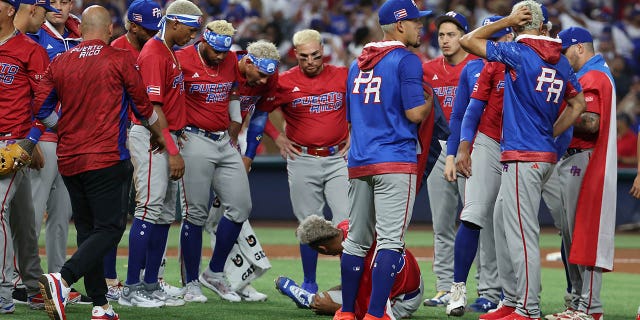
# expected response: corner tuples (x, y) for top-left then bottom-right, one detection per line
(535, 67), (564, 103)
(352, 70), (381, 104)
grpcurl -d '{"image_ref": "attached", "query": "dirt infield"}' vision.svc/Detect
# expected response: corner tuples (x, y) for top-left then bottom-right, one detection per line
(48, 245), (640, 274)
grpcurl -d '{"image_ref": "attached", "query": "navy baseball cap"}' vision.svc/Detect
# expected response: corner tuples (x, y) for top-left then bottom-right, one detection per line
(3, 0), (60, 12)
(127, 0), (163, 31)
(436, 11), (469, 33)
(481, 16), (512, 39)
(558, 26), (593, 50)
(378, 0), (432, 25)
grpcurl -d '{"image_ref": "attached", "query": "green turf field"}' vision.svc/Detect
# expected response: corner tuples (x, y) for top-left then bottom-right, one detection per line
(17, 224), (640, 320)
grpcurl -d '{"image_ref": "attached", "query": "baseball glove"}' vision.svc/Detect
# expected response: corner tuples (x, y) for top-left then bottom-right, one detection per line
(0, 141), (32, 176)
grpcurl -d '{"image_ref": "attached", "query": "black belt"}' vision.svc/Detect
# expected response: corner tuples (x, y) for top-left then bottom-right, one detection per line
(566, 148), (584, 157)
(183, 126), (226, 141)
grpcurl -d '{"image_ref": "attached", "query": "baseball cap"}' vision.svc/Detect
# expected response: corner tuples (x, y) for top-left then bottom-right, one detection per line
(127, 0), (163, 31)
(558, 26), (593, 50)
(436, 11), (469, 33)
(3, 0), (60, 12)
(378, 0), (432, 25)
(541, 5), (552, 30)
(481, 16), (512, 40)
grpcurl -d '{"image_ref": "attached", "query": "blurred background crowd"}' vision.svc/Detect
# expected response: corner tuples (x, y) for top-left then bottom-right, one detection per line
(73, 0), (640, 167)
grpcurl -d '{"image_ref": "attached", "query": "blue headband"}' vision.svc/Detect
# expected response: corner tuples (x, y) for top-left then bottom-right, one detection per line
(203, 29), (233, 52)
(158, 13), (203, 29)
(247, 53), (278, 75)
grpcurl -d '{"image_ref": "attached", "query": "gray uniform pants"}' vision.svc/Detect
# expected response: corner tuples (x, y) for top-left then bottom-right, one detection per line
(556, 150), (603, 314)
(343, 173), (417, 257)
(427, 144), (465, 291)
(29, 141), (72, 273)
(287, 153), (349, 225)
(129, 125), (178, 224)
(501, 161), (554, 319)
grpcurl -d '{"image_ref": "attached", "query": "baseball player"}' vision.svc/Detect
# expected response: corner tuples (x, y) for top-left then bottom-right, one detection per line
(120, 0), (200, 308)
(459, 2), (586, 319)
(444, 16), (514, 317)
(264, 28), (350, 295)
(25, 5), (174, 319)
(422, 10), (477, 307)
(197, 39), (281, 301)
(337, 1), (431, 319)
(104, 0), (162, 302)
(276, 216), (423, 320)
(29, 0), (81, 60)
(544, 27), (617, 320)
(0, 0), (54, 313)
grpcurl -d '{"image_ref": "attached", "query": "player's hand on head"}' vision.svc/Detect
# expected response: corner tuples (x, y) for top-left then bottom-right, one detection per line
(444, 155), (457, 182)
(630, 175), (640, 199)
(29, 144), (45, 170)
(509, 6), (532, 27)
(168, 154), (185, 180)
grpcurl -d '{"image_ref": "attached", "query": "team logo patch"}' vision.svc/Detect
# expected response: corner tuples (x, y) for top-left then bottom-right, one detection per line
(245, 235), (257, 247)
(132, 13), (143, 23)
(147, 85), (161, 95)
(232, 254), (244, 267)
(394, 9), (407, 20)
(266, 63), (276, 74)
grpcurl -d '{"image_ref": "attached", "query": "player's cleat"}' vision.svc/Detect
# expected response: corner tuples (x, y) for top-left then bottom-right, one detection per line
(544, 308), (575, 320)
(498, 313), (540, 320)
(12, 287), (27, 304)
(67, 290), (82, 304)
(199, 269), (241, 302)
(362, 312), (392, 320)
(144, 282), (185, 307)
(28, 293), (45, 310)
(39, 273), (70, 320)
(564, 292), (572, 308)
(237, 284), (267, 302)
(333, 308), (356, 320)
(446, 282), (466, 316)
(301, 281), (318, 294)
(91, 304), (120, 320)
(467, 297), (498, 313)
(564, 311), (602, 320)
(423, 290), (450, 307)
(106, 282), (123, 301)
(159, 278), (185, 298)
(274, 276), (313, 308)
(118, 283), (164, 308)
(479, 305), (516, 320)
(183, 281), (207, 303)
(0, 297), (15, 314)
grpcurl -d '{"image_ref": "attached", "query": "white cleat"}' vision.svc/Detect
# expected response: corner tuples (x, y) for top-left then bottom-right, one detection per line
(118, 283), (164, 308)
(446, 282), (467, 317)
(199, 269), (241, 302)
(183, 281), (208, 303)
(237, 284), (267, 302)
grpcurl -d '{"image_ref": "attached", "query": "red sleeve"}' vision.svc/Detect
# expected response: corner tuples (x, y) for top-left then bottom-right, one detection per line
(263, 118), (280, 140)
(121, 53), (153, 119)
(470, 62), (494, 101)
(579, 71), (605, 115)
(33, 63), (57, 120)
(138, 53), (167, 105)
(28, 45), (50, 107)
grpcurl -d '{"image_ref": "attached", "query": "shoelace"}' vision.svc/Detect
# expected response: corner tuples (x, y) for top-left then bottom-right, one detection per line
(450, 284), (464, 301)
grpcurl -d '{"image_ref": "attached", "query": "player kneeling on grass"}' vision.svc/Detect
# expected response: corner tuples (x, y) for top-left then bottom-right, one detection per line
(275, 216), (423, 319)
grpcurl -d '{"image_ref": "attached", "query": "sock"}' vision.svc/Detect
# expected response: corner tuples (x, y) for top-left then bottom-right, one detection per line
(300, 243), (318, 285)
(180, 220), (203, 283)
(126, 218), (152, 285)
(560, 240), (572, 293)
(453, 223), (480, 283)
(103, 246), (118, 279)
(368, 249), (402, 317)
(340, 253), (364, 313)
(143, 223), (170, 284)
(209, 216), (242, 272)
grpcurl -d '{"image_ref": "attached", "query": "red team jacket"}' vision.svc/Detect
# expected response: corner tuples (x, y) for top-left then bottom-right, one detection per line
(336, 220), (421, 319)
(423, 54), (478, 121)
(0, 32), (49, 140)
(32, 39), (155, 176)
(470, 61), (505, 142)
(271, 64), (349, 148)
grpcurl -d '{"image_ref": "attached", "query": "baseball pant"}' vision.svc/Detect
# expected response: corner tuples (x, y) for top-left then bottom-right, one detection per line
(343, 173), (416, 257)
(493, 187), (519, 309)
(501, 161), (554, 318)
(287, 153), (349, 225)
(180, 131), (251, 225)
(427, 144), (465, 291)
(460, 133), (502, 303)
(129, 125), (178, 224)
(556, 150), (603, 314)
(29, 141), (72, 273)
(541, 165), (563, 230)
(60, 160), (132, 307)
(205, 202), (271, 291)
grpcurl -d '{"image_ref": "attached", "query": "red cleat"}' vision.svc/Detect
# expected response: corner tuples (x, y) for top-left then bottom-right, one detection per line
(480, 305), (516, 320)
(333, 308), (356, 320)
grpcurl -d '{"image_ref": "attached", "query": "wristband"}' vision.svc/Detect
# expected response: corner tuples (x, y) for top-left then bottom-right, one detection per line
(148, 110), (159, 126)
(162, 128), (179, 156)
(229, 99), (242, 123)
